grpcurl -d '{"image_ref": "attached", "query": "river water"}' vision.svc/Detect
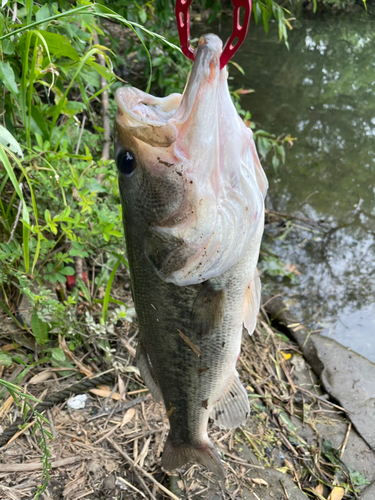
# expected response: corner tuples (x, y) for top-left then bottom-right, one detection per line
(229, 14), (375, 362)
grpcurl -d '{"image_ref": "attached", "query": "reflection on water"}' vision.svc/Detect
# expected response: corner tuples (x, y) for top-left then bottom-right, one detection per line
(232, 16), (375, 361)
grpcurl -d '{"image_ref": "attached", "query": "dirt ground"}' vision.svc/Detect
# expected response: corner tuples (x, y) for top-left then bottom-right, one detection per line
(1, 276), (374, 500)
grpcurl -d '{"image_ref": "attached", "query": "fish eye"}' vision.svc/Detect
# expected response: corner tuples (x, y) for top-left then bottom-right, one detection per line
(116, 149), (136, 177)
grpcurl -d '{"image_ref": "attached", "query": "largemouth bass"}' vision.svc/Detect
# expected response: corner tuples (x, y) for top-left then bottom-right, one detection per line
(114, 34), (268, 477)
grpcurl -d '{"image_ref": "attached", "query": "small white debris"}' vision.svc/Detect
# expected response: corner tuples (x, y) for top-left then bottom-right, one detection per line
(291, 355), (307, 372)
(115, 477), (129, 491)
(67, 394), (88, 409)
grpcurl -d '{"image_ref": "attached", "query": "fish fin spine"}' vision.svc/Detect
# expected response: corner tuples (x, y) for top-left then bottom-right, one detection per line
(162, 434), (225, 478)
(243, 270), (261, 335)
(136, 347), (163, 403)
(210, 371), (250, 429)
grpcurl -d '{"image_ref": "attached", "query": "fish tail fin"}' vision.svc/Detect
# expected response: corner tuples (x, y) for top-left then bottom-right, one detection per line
(162, 434), (226, 479)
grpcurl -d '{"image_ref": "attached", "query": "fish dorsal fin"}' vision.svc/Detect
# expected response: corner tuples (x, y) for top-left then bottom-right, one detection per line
(136, 347), (163, 403)
(210, 372), (250, 429)
(243, 270), (261, 336)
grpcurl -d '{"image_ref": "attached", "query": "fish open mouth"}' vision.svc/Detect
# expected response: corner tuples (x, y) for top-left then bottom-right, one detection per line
(115, 34), (223, 149)
(115, 34), (268, 286)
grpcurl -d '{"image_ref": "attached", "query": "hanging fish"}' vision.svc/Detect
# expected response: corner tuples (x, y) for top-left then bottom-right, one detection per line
(114, 33), (268, 478)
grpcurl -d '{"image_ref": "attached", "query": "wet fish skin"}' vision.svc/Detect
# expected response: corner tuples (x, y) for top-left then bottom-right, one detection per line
(114, 34), (267, 477)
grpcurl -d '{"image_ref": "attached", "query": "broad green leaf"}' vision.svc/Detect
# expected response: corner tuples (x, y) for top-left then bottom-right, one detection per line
(55, 273), (67, 283)
(0, 125), (23, 157)
(257, 136), (271, 158)
(31, 312), (49, 345)
(86, 60), (113, 81)
(49, 347), (65, 362)
(0, 352), (12, 367)
(37, 30), (80, 61)
(63, 101), (86, 115)
(59, 266), (75, 276)
(0, 61), (18, 96)
(87, 180), (108, 193)
(35, 3), (50, 22)
(138, 7), (147, 24)
(2, 39), (15, 55)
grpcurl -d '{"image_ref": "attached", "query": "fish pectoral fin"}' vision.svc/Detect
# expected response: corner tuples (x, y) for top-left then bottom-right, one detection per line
(191, 281), (226, 336)
(210, 372), (250, 429)
(162, 434), (225, 479)
(243, 270), (261, 335)
(136, 347), (163, 403)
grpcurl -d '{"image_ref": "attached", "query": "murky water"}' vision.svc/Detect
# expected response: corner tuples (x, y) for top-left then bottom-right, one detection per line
(229, 15), (375, 361)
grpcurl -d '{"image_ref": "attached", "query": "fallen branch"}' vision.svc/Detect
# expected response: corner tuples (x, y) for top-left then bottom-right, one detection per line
(0, 455), (86, 472)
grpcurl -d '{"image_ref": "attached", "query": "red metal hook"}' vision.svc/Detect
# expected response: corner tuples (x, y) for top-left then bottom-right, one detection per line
(175, 0), (252, 70)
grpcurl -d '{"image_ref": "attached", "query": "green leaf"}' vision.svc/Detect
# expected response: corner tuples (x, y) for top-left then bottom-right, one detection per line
(55, 273), (67, 283)
(138, 7), (147, 24)
(276, 144), (286, 163)
(87, 180), (107, 193)
(0, 61), (19, 96)
(22, 403), (28, 421)
(35, 4), (50, 22)
(0, 352), (12, 367)
(349, 468), (370, 486)
(63, 101), (86, 116)
(272, 155), (280, 171)
(37, 30), (80, 61)
(2, 39), (15, 55)
(59, 266), (75, 276)
(31, 312), (49, 345)
(31, 106), (50, 141)
(49, 348), (65, 362)
(50, 357), (75, 375)
(0, 125), (23, 157)
(86, 60), (113, 81)
(257, 136), (271, 158)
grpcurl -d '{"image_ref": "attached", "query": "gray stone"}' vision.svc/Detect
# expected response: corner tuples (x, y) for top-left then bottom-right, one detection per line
(359, 481), (375, 499)
(310, 334), (375, 450)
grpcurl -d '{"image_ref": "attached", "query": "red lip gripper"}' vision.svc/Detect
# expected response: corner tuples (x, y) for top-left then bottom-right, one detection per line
(175, 0), (252, 70)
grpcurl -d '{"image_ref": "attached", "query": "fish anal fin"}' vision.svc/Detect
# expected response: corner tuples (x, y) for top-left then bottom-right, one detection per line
(191, 281), (226, 336)
(243, 270), (261, 335)
(162, 434), (225, 479)
(210, 372), (250, 429)
(136, 347), (163, 403)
